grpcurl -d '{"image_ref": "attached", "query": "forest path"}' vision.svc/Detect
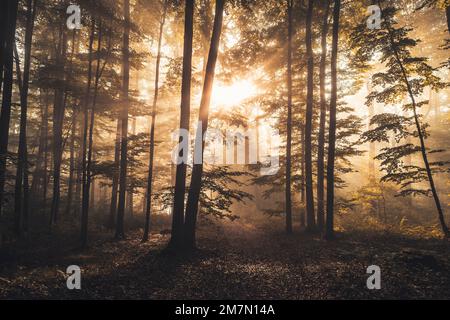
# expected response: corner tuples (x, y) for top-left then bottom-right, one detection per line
(1, 219), (450, 299)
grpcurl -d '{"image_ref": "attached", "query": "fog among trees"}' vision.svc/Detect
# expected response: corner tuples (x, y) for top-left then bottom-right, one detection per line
(0, 0), (450, 300)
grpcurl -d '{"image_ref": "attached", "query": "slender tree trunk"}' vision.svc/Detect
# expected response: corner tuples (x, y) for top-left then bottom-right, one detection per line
(285, 0), (293, 234)
(50, 25), (68, 226)
(368, 104), (375, 180)
(317, 0), (331, 233)
(80, 20), (96, 248)
(143, 0), (168, 242)
(169, 0), (195, 249)
(90, 152), (96, 209)
(0, 0), (9, 95)
(0, 0), (19, 216)
(66, 112), (76, 215)
(299, 119), (306, 227)
(42, 93), (49, 211)
(31, 90), (48, 198)
(115, 0), (131, 240)
(200, 0), (212, 77)
(109, 119), (121, 228)
(74, 112), (83, 217)
(304, 0), (316, 231)
(126, 117), (136, 218)
(325, 0), (341, 240)
(184, 0), (225, 250)
(85, 23), (110, 240)
(13, 0), (36, 236)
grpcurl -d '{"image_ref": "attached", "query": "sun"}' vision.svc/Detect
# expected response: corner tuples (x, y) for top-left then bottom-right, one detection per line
(211, 79), (258, 109)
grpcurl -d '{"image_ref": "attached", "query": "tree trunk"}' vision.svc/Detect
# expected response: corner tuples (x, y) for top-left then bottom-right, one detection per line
(115, 0), (131, 240)
(30, 90), (48, 199)
(325, 0), (341, 240)
(13, 0), (36, 236)
(285, 0), (293, 234)
(74, 112), (83, 217)
(143, 0), (168, 243)
(126, 117), (136, 218)
(183, 0), (225, 250)
(317, 0), (331, 233)
(0, 0), (9, 95)
(0, 0), (19, 216)
(109, 119), (121, 228)
(66, 111), (76, 216)
(50, 24), (68, 226)
(169, 0), (195, 250)
(42, 93), (49, 211)
(304, 0), (316, 232)
(368, 104), (376, 180)
(80, 20), (96, 248)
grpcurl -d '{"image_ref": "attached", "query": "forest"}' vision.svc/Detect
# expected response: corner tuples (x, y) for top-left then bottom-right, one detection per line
(0, 0), (449, 300)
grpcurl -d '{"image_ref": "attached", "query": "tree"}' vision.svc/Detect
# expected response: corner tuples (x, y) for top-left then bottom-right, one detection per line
(325, 0), (341, 240)
(109, 119), (121, 228)
(115, 0), (131, 240)
(14, 0), (37, 236)
(0, 0), (9, 95)
(0, 0), (19, 216)
(304, 0), (316, 231)
(143, 0), (168, 243)
(285, 0), (294, 234)
(80, 20), (96, 247)
(169, 0), (195, 250)
(356, 1), (449, 238)
(50, 12), (68, 226)
(317, 0), (331, 233)
(184, 0), (225, 250)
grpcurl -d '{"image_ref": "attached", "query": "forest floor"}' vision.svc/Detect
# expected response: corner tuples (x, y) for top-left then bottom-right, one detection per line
(1, 218), (450, 300)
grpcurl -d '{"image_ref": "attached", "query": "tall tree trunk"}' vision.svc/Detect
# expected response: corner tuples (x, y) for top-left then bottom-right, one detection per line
(126, 117), (136, 218)
(50, 24), (68, 226)
(183, 0), (225, 250)
(304, 0), (316, 232)
(30, 90), (48, 198)
(42, 93), (49, 211)
(0, 0), (9, 95)
(109, 119), (121, 228)
(66, 111), (76, 215)
(74, 112), (83, 217)
(285, 0), (293, 234)
(80, 20), (96, 248)
(169, 0), (195, 249)
(0, 0), (19, 216)
(115, 0), (131, 240)
(299, 119), (306, 227)
(317, 0), (331, 233)
(368, 103), (375, 180)
(325, 0), (341, 240)
(13, 0), (37, 236)
(143, 0), (168, 243)
(86, 23), (110, 239)
(200, 0), (212, 77)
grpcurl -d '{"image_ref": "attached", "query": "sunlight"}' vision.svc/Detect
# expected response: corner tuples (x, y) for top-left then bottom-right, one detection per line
(211, 80), (258, 109)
